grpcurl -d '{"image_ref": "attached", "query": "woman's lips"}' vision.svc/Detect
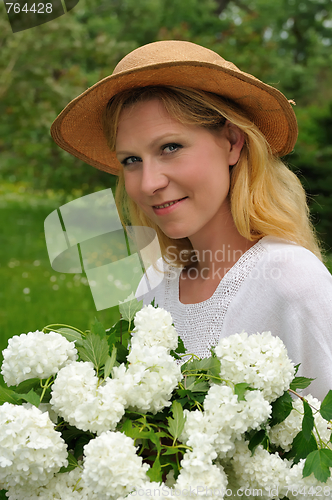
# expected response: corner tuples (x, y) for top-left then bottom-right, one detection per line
(152, 197), (188, 214)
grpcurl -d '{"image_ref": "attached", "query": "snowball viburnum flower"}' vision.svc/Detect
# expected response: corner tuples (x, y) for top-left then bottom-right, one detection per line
(123, 344), (183, 413)
(180, 385), (271, 460)
(215, 332), (295, 402)
(131, 305), (178, 351)
(1, 330), (77, 386)
(50, 361), (127, 434)
(0, 403), (68, 490)
(82, 431), (149, 500)
(5, 467), (99, 500)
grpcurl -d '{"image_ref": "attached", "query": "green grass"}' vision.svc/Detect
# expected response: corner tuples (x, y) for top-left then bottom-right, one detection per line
(0, 183), (120, 380)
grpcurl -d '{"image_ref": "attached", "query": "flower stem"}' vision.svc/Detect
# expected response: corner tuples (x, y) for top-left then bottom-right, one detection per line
(39, 376), (53, 403)
(43, 324), (85, 335)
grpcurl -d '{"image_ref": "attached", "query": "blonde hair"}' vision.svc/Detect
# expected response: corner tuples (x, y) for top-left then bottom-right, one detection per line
(103, 86), (322, 266)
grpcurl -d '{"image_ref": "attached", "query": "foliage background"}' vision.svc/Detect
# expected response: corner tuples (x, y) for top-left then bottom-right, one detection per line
(0, 0), (332, 374)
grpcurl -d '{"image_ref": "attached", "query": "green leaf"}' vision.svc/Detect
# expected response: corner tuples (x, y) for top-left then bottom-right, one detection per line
(183, 376), (196, 390)
(171, 336), (186, 359)
(191, 381), (209, 393)
(320, 391), (332, 421)
(270, 391), (293, 426)
(0, 385), (21, 405)
(120, 418), (133, 436)
(287, 431), (318, 464)
(115, 341), (129, 364)
(248, 429), (268, 454)
(13, 378), (40, 394)
(104, 348), (117, 379)
(302, 399), (314, 441)
(19, 389), (40, 407)
(107, 320), (131, 350)
(57, 327), (83, 344)
(59, 452), (79, 473)
(290, 376), (315, 391)
(90, 318), (106, 339)
(162, 446), (180, 456)
(119, 296), (143, 324)
(0, 386), (40, 407)
(303, 449), (332, 482)
(181, 357), (221, 379)
(61, 425), (86, 445)
(74, 434), (93, 459)
(234, 383), (253, 402)
(197, 357), (220, 373)
(167, 401), (186, 441)
(146, 457), (162, 483)
(77, 332), (109, 371)
(150, 431), (165, 454)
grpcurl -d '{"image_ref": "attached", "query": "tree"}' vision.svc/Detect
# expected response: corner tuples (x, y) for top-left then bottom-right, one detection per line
(1, 0), (332, 247)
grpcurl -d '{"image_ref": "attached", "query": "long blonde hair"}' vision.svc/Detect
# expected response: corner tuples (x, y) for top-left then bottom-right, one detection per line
(102, 86), (322, 265)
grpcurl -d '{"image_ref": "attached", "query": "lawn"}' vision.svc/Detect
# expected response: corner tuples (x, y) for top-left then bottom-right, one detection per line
(0, 183), (121, 381)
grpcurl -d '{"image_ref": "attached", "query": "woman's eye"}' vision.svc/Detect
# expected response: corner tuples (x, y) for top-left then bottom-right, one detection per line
(122, 156), (142, 166)
(162, 143), (182, 154)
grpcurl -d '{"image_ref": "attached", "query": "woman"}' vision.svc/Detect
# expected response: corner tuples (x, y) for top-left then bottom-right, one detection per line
(51, 40), (332, 399)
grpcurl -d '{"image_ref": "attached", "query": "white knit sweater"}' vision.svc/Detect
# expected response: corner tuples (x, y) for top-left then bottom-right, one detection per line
(136, 236), (332, 400)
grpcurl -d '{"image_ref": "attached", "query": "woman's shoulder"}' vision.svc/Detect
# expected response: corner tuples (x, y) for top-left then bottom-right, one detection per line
(259, 235), (329, 270)
(255, 235), (332, 297)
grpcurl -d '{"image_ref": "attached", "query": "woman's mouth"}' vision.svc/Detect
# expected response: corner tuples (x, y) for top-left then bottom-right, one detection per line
(152, 197), (188, 213)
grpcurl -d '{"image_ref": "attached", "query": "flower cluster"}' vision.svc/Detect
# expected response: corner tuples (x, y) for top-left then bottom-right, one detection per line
(215, 331), (295, 402)
(50, 306), (182, 434)
(131, 304), (178, 351)
(82, 432), (149, 500)
(50, 361), (127, 434)
(1, 304), (332, 500)
(5, 467), (98, 500)
(230, 439), (332, 499)
(119, 344), (183, 413)
(0, 403), (68, 490)
(1, 330), (77, 386)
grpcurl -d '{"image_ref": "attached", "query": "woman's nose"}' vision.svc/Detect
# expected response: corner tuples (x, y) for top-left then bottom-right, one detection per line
(139, 160), (169, 196)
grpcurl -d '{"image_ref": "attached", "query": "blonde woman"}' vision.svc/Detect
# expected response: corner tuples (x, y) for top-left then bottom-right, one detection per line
(51, 40), (332, 398)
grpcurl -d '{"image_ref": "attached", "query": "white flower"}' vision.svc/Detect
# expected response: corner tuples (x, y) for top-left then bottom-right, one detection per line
(200, 385), (271, 458)
(132, 305), (178, 351)
(269, 395), (331, 452)
(231, 440), (294, 499)
(82, 431), (149, 499)
(0, 403), (68, 490)
(215, 332), (295, 402)
(175, 451), (228, 496)
(5, 467), (99, 500)
(231, 442), (332, 499)
(117, 345), (182, 413)
(125, 482), (172, 500)
(1, 330), (77, 386)
(50, 361), (127, 434)
(283, 460), (332, 499)
(130, 345), (182, 412)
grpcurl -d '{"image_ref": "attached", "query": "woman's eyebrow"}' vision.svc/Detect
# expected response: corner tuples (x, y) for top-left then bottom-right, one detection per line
(116, 132), (184, 156)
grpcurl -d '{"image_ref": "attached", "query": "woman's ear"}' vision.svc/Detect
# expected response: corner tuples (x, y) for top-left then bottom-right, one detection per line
(224, 120), (245, 166)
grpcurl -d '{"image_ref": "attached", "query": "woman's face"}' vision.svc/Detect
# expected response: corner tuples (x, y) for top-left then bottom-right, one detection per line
(115, 98), (244, 241)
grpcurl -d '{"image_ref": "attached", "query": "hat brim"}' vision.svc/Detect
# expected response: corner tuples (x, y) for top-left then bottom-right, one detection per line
(51, 60), (298, 175)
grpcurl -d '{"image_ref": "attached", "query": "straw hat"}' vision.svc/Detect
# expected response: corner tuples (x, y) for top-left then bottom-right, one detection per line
(51, 40), (298, 175)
